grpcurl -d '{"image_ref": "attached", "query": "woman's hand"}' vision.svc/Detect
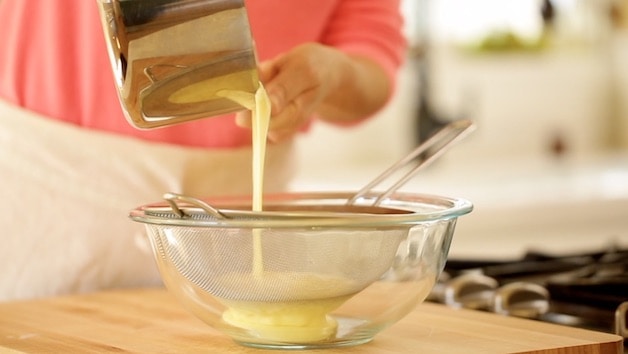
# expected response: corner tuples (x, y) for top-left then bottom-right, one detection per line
(236, 43), (391, 142)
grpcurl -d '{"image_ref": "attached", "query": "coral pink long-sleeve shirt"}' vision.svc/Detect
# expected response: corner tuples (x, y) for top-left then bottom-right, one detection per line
(0, 0), (406, 148)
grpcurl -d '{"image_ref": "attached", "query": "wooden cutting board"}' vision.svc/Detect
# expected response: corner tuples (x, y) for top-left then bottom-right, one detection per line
(0, 288), (622, 353)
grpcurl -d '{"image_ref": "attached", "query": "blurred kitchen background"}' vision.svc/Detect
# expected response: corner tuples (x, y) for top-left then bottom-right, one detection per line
(289, 0), (628, 260)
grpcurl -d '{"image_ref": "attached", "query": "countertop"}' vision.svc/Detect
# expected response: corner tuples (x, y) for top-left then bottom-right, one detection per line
(0, 288), (622, 353)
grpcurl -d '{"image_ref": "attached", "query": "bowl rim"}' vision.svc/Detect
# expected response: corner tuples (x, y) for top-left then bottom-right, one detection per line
(129, 191), (473, 228)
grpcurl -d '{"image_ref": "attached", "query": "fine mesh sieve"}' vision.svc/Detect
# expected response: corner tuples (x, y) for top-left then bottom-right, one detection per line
(130, 119), (475, 304)
(134, 192), (472, 305)
(145, 222), (409, 302)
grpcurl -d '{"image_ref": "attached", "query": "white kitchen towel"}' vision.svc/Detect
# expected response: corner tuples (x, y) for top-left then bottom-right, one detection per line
(0, 98), (295, 301)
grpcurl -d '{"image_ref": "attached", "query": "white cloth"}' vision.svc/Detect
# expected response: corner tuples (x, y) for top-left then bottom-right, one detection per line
(0, 99), (295, 301)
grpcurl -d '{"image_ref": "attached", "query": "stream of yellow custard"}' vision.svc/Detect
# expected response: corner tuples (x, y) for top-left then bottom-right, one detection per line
(216, 84), (268, 277)
(215, 84), (352, 343)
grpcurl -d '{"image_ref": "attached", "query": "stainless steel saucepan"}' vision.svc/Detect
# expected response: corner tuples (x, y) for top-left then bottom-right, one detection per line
(97, 0), (258, 129)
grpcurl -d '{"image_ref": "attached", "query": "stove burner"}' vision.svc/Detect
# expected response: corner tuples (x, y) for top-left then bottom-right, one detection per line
(430, 246), (628, 346)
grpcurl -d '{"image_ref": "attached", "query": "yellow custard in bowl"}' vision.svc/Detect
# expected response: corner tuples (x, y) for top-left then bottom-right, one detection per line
(216, 271), (360, 343)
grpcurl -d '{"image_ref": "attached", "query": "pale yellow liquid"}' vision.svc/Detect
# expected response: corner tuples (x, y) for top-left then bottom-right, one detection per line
(219, 272), (359, 343)
(216, 85), (356, 343)
(216, 84), (269, 276)
(169, 70), (257, 104)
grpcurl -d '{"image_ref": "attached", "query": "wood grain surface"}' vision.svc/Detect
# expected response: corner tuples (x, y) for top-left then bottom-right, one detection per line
(0, 288), (622, 353)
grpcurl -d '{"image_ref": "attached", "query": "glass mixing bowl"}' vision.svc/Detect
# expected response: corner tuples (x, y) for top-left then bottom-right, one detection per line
(130, 191), (473, 349)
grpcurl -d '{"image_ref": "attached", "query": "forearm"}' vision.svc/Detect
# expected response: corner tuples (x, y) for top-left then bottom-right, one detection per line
(315, 53), (392, 124)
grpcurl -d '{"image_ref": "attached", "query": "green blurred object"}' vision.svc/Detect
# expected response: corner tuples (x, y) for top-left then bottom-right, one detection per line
(472, 30), (547, 53)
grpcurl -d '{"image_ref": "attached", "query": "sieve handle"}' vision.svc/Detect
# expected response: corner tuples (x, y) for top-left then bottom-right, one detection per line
(163, 192), (228, 219)
(348, 119), (475, 207)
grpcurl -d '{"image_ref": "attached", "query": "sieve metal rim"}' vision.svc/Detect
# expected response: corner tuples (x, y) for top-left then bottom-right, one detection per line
(129, 191), (473, 228)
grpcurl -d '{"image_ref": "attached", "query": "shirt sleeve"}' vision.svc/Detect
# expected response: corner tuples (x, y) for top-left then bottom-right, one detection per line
(321, 0), (408, 89)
